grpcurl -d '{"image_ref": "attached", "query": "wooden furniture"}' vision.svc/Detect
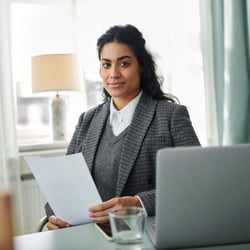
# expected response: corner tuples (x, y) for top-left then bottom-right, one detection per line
(0, 192), (14, 250)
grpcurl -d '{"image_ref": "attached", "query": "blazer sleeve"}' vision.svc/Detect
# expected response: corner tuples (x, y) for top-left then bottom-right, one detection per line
(44, 202), (54, 218)
(170, 104), (200, 146)
(136, 104), (200, 216)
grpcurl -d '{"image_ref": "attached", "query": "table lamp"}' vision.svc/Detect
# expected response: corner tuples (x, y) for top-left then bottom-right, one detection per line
(31, 53), (83, 141)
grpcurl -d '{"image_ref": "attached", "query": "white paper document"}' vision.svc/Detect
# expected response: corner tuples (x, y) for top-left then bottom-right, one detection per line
(24, 153), (102, 226)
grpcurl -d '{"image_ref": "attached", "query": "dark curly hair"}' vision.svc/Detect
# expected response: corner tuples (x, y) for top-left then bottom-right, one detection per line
(97, 24), (177, 103)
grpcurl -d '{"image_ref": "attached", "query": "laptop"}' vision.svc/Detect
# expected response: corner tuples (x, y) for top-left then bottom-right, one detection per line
(146, 144), (250, 249)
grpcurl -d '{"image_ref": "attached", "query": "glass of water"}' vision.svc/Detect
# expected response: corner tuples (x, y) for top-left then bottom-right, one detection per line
(109, 207), (146, 244)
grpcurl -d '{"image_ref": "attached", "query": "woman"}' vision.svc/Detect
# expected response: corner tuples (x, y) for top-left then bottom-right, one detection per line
(46, 24), (200, 230)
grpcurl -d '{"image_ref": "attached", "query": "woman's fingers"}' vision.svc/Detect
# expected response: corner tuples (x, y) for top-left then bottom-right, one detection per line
(47, 215), (70, 230)
(47, 221), (60, 230)
(89, 205), (111, 223)
(89, 198), (117, 212)
(90, 214), (109, 223)
(89, 196), (141, 223)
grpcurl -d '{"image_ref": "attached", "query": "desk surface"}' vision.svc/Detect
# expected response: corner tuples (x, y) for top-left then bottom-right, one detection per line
(14, 223), (250, 250)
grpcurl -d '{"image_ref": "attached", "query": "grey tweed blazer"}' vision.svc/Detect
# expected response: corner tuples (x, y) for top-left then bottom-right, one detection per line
(65, 92), (200, 216)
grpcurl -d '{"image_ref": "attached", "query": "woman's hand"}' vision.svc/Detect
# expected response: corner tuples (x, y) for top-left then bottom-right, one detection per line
(88, 196), (142, 223)
(47, 215), (71, 230)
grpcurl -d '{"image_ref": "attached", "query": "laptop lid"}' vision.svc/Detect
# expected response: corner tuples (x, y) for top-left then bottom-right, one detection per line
(149, 144), (250, 249)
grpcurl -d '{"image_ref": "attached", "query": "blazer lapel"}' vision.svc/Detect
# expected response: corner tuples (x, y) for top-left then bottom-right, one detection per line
(116, 93), (157, 196)
(83, 102), (110, 172)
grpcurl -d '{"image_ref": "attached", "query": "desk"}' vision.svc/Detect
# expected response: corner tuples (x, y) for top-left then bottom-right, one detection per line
(14, 223), (250, 250)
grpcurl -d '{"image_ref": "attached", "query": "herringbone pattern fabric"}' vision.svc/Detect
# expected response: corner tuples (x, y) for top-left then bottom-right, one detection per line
(66, 92), (200, 216)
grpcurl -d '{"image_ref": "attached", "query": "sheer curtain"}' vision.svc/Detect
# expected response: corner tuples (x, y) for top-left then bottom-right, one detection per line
(199, 0), (219, 146)
(0, 0), (24, 234)
(201, 0), (250, 145)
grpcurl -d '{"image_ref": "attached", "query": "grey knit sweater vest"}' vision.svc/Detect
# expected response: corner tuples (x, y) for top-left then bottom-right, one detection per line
(92, 119), (128, 201)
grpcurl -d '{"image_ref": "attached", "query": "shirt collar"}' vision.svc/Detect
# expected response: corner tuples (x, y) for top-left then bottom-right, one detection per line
(110, 91), (143, 126)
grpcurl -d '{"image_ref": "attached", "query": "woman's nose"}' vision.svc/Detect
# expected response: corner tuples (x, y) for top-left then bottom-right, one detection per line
(110, 66), (121, 78)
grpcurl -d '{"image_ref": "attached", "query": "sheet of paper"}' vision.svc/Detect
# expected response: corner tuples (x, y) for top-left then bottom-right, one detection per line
(24, 153), (102, 226)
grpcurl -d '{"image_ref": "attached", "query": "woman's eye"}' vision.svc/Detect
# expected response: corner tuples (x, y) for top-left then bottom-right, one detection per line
(102, 63), (111, 68)
(120, 61), (129, 67)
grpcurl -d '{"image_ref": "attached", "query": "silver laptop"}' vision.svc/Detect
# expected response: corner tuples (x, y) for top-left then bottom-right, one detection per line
(146, 144), (250, 249)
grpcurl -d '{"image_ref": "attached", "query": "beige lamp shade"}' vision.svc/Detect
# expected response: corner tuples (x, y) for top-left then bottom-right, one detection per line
(32, 54), (83, 93)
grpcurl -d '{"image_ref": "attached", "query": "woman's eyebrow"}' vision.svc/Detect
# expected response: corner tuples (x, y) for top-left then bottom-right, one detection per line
(101, 55), (132, 62)
(117, 55), (132, 61)
(101, 58), (110, 62)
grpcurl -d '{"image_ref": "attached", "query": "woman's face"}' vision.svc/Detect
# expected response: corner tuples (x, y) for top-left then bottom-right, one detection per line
(100, 41), (142, 110)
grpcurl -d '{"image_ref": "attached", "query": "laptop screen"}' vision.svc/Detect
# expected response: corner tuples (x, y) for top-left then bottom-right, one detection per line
(147, 144), (250, 249)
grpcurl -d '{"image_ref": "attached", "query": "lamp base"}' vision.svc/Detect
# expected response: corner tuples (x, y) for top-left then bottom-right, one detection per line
(52, 94), (66, 141)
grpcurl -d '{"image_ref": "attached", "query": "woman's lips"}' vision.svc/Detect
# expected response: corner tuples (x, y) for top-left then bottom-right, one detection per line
(108, 82), (124, 88)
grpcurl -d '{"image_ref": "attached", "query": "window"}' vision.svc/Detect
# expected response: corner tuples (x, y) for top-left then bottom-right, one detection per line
(11, 0), (87, 147)
(11, 0), (207, 147)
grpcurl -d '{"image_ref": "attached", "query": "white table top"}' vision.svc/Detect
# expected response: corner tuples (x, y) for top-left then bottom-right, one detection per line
(14, 223), (250, 250)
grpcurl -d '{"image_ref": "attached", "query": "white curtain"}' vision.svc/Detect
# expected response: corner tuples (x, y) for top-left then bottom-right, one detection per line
(199, 0), (219, 146)
(200, 0), (250, 145)
(0, 0), (24, 234)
